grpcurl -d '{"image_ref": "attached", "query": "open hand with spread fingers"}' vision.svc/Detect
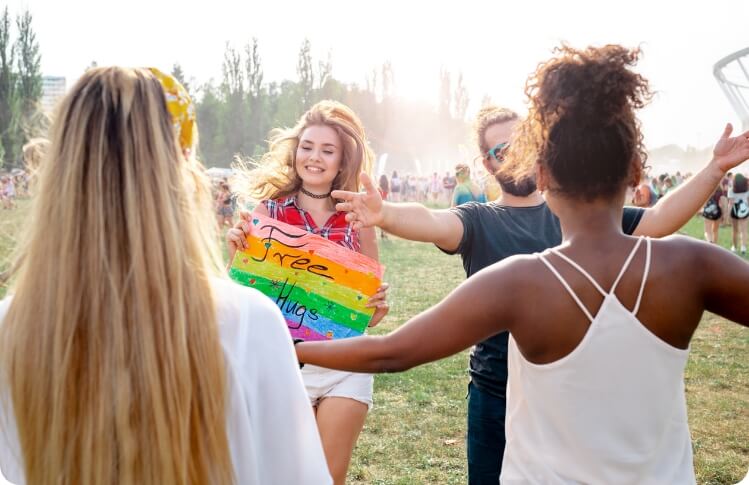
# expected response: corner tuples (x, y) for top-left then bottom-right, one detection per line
(332, 172), (386, 231)
(712, 123), (749, 173)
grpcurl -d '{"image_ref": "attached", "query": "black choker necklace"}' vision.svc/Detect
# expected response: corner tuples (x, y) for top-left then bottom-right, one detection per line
(300, 186), (332, 199)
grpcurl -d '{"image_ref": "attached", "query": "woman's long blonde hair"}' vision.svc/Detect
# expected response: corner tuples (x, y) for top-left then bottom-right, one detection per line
(0, 67), (233, 484)
(241, 100), (374, 201)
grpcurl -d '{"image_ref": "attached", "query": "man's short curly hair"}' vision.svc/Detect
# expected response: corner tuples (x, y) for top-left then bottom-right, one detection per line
(473, 106), (519, 156)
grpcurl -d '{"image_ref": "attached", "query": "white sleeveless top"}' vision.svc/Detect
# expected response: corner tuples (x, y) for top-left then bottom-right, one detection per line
(501, 237), (696, 484)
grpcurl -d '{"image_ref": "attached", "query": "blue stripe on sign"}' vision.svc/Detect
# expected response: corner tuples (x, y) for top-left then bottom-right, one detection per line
(282, 308), (363, 340)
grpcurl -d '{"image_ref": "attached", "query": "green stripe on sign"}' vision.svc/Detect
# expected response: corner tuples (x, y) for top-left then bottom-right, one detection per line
(229, 268), (373, 332)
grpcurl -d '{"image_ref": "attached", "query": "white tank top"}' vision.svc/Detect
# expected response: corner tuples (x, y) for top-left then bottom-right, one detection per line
(501, 237), (696, 484)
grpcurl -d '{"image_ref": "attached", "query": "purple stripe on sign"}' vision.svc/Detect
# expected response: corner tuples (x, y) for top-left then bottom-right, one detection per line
(288, 321), (328, 341)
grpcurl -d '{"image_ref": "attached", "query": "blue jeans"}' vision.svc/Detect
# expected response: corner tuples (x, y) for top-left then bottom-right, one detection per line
(467, 381), (506, 485)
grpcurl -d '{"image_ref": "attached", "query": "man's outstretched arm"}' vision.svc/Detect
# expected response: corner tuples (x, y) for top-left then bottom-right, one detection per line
(333, 173), (466, 251)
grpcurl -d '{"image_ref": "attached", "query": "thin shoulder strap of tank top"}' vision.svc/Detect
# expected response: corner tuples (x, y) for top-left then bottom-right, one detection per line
(632, 237), (652, 315)
(548, 249), (608, 297)
(538, 254), (596, 322)
(608, 236), (645, 294)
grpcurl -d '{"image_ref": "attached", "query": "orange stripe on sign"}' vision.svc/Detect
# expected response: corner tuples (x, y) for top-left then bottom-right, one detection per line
(239, 236), (382, 295)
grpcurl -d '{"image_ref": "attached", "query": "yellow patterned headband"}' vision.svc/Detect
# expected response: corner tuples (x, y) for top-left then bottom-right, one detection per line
(148, 67), (196, 154)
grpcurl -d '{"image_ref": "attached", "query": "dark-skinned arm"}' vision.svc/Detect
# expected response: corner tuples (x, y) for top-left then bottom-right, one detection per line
(295, 257), (526, 372)
(698, 241), (749, 326)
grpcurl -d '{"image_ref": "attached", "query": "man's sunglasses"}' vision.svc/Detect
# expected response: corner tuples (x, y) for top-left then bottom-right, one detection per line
(486, 142), (509, 162)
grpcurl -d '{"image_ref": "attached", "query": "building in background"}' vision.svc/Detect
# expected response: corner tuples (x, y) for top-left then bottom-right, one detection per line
(41, 76), (66, 113)
(714, 47), (749, 132)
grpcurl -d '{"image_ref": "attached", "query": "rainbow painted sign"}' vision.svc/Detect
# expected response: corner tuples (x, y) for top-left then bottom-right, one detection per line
(229, 214), (384, 341)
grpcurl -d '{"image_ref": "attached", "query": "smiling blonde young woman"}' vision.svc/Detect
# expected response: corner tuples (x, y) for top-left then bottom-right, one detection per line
(227, 100), (389, 485)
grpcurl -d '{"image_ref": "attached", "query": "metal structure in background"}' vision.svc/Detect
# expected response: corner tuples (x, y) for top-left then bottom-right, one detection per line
(714, 47), (749, 131)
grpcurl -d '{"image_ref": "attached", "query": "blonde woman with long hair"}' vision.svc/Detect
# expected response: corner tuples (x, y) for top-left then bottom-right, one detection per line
(0, 67), (331, 485)
(227, 100), (389, 485)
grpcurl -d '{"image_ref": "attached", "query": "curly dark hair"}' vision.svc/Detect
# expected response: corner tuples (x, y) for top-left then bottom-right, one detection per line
(503, 45), (653, 201)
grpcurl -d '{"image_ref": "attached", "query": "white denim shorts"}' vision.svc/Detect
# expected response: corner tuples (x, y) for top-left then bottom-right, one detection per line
(302, 364), (373, 410)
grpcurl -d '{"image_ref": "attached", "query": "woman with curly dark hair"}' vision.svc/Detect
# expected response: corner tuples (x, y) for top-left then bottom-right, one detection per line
(294, 45), (749, 482)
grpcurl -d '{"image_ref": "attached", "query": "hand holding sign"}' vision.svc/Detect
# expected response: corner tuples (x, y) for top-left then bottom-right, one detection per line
(229, 213), (385, 341)
(226, 210), (254, 263)
(365, 282), (390, 327)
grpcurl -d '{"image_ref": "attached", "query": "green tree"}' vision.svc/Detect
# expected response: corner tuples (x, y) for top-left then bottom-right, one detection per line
(273, 80), (302, 127)
(438, 68), (451, 119)
(317, 49), (332, 91)
(245, 38), (266, 153)
(221, 43), (244, 96)
(221, 43), (249, 164)
(452, 72), (469, 121)
(195, 81), (225, 166)
(15, 10), (42, 140)
(365, 68), (377, 98)
(0, 7), (18, 167)
(245, 38), (263, 99)
(170, 62), (190, 94)
(296, 38), (314, 109)
(190, 38), (472, 173)
(381, 61), (394, 99)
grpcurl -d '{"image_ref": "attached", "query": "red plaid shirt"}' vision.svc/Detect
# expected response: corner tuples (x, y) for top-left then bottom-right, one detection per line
(262, 195), (360, 251)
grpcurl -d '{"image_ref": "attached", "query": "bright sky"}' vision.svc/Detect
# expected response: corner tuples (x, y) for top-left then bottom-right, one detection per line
(9, 0), (749, 149)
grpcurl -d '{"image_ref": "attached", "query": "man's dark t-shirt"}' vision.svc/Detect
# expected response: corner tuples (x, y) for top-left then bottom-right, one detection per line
(441, 201), (645, 398)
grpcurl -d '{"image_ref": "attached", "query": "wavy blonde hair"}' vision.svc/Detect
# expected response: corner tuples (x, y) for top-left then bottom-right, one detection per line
(22, 137), (50, 174)
(0, 67), (233, 484)
(240, 100), (374, 201)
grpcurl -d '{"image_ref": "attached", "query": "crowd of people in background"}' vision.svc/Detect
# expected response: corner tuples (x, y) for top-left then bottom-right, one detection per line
(214, 179), (236, 227)
(700, 171), (749, 252)
(626, 169), (749, 252)
(136, 159), (749, 258)
(372, 167), (485, 206)
(0, 138), (49, 209)
(0, 172), (29, 209)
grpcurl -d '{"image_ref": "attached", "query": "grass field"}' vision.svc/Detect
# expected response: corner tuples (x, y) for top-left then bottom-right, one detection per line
(0, 202), (747, 483)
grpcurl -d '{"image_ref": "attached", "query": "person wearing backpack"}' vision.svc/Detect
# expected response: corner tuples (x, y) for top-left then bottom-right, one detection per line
(390, 170), (401, 202)
(728, 173), (749, 253)
(703, 186), (726, 243)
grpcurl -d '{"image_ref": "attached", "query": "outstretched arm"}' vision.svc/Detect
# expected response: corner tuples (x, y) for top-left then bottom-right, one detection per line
(634, 124), (749, 237)
(295, 259), (521, 373)
(332, 173), (466, 251)
(698, 241), (749, 326)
